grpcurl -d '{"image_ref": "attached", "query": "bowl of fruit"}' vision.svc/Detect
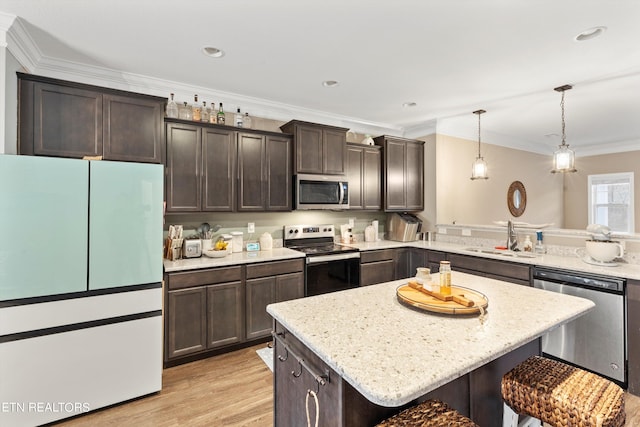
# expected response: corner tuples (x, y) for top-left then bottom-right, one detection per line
(204, 238), (229, 258)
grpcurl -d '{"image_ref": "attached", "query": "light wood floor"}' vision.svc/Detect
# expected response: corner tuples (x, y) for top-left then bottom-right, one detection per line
(53, 344), (640, 426)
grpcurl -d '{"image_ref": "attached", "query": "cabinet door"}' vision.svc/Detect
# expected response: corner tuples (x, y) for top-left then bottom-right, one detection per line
(246, 276), (276, 340)
(265, 135), (292, 211)
(347, 145), (364, 210)
(103, 94), (164, 163)
(384, 139), (407, 210)
(323, 128), (346, 175)
(207, 281), (244, 348)
(276, 272), (304, 302)
(405, 140), (424, 211)
(238, 133), (266, 211)
(33, 82), (103, 158)
(167, 287), (207, 359)
(408, 248), (428, 278)
(166, 123), (201, 212)
(295, 125), (323, 174)
(363, 146), (382, 210)
(202, 128), (236, 211)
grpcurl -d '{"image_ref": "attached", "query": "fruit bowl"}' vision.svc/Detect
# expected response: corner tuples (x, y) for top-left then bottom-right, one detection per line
(204, 249), (228, 258)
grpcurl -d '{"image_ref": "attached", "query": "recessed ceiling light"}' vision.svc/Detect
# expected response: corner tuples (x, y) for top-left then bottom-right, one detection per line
(202, 46), (224, 58)
(402, 102), (417, 108)
(322, 80), (339, 87)
(574, 26), (607, 42)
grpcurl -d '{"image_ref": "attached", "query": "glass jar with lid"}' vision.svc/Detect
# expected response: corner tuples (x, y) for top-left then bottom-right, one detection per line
(165, 93), (179, 118)
(439, 261), (451, 295)
(178, 101), (192, 120)
(414, 267), (431, 285)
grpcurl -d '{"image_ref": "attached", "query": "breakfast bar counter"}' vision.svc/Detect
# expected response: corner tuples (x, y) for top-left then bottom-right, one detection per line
(267, 272), (594, 426)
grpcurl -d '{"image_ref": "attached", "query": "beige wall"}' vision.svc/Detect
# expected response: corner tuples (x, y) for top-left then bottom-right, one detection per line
(435, 134), (564, 226)
(564, 150), (640, 231)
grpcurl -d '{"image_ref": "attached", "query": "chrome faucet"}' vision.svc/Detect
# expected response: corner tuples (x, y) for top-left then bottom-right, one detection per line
(507, 220), (518, 251)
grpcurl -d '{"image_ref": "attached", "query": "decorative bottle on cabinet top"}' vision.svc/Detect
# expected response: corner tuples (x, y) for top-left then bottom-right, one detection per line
(191, 95), (201, 121)
(235, 107), (243, 128)
(165, 93), (178, 118)
(216, 103), (226, 125)
(243, 112), (252, 129)
(200, 101), (209, 123)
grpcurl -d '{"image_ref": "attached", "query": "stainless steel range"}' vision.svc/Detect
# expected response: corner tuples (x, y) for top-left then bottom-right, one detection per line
(284, 224), (360, 296)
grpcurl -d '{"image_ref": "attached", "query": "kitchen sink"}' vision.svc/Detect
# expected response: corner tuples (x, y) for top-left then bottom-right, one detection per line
(463, 247), (538, 259)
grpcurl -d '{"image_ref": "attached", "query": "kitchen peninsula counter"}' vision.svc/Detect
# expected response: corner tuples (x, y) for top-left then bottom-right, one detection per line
(349, 239), (640, 280)
(267, 272), (594, 426)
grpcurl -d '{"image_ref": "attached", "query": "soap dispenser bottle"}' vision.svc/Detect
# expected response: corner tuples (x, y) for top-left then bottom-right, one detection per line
(534, 230), (546, 254)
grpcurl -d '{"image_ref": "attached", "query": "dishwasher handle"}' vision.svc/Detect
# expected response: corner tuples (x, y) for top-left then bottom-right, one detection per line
(533, 268), (624, 292)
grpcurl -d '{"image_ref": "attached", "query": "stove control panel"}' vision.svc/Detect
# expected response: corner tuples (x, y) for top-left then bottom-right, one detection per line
(284, 224), (334, 240)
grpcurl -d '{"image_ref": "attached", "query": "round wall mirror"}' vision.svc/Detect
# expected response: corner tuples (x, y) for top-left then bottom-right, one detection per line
(507, 181), (527, 217)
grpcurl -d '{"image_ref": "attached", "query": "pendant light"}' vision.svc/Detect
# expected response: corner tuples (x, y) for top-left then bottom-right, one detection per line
(470, 109), (488, 180)
(551, 84), (577, 173)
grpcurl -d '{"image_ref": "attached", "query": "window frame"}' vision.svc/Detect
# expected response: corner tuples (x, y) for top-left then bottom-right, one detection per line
(587, 172), (635, 234)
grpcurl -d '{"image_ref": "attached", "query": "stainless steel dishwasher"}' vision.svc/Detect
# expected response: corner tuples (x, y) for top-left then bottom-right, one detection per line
(533, 267), (626, 385)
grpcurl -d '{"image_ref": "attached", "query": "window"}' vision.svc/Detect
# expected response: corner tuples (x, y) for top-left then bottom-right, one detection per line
(588, 172), (634, 234)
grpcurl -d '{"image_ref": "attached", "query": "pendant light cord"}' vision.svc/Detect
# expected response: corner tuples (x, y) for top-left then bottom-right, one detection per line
(477, 112), (482, 157)
(560, 90), (566, 146)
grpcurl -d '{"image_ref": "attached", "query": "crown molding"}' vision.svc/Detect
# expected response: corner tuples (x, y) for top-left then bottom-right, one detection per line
(403, 119), (438, 139)
(3, 15), (40, 72)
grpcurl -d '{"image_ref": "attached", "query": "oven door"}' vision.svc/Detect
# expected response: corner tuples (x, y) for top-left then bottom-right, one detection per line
(305, 253), (360, 296)
(296, 174), (349, 210)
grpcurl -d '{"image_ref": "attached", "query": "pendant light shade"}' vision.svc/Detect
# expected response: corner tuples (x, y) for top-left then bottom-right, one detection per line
(551, 85), (577, 173)
(470, 109), (488, 180)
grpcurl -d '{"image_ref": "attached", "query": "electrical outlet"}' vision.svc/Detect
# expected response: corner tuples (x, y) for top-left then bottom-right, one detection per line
(247, 222), (255, 233)
(438, 227), (447, 235)
(348, 218), (355, 228)
(462, 229), (471, 236)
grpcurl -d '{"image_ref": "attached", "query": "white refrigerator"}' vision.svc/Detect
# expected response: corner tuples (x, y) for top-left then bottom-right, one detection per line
(0, 155), (164, 426)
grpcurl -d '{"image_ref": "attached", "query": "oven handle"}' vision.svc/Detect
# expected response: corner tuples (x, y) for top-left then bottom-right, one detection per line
(306, 252), (360, 264)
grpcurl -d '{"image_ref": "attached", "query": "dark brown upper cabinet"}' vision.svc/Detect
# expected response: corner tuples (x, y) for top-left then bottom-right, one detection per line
(374, 135), (425, 212)
(347, 143), (382, 210)
(18, 73), (164, 164)
(280, 120), (348, 175)
(165, 119), (291, 213)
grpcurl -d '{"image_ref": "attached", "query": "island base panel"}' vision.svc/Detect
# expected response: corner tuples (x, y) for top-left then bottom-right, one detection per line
(273, 321), (540, 427)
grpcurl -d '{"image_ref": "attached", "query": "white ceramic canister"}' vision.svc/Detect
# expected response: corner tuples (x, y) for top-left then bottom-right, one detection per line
(231, 231), (243, 253)
(259, 232), (273, 250)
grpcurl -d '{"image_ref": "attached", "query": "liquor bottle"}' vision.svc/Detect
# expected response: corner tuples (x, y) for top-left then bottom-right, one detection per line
(179, 101), (192, 120)
(165, 93), (178, 118)
(201, 101), (209, 123)
(191, 95), (201, 122)
(216, 103), (226, 125)
(209, 102), (217, 124)
(243, 112), (252, 129)
(235, 107), (243, 128)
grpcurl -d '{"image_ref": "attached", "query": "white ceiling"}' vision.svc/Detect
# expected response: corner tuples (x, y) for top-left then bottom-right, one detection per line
(1, 0), (640, 156)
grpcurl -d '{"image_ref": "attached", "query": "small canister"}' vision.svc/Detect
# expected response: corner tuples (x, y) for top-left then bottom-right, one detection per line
(221, 234), (233, 255)
(259, 232), (273, 250)
(231, 231), (243, 253)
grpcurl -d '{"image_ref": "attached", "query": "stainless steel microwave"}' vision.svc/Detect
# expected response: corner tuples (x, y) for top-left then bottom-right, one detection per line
(295, 174), (349, 210)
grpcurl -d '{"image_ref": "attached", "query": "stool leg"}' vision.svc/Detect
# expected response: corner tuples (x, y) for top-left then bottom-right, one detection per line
(502, 403), (542, 427)
(503, 403), (519, 427)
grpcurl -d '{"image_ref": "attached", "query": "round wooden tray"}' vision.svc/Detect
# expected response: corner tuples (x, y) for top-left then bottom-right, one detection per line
(396, 284), (489, 315)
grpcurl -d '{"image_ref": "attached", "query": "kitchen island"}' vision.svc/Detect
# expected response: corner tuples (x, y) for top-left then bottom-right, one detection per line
(267, 271), (594, 427)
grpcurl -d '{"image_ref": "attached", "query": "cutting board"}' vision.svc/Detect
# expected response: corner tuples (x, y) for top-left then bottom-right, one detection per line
(396, 283), (489, 315)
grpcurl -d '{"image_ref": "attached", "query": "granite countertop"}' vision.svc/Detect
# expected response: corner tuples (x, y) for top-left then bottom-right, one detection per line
(267, 271), (595, 407)
(163, 247), (305, 272)
(348, 240), (640, 280)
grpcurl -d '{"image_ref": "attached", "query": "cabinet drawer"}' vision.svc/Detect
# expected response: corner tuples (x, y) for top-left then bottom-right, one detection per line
(360, 249), (395, 263)
(168, 266), (242, 290)
(246, 259), (304, 279)
(448, 254), (531, 282)
(427, 250), (447, 264)
(360, 260), (395, 286)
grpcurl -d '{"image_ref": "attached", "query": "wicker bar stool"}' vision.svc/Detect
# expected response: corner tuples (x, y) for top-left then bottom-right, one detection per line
(376, 399), (478, 427)
(501, 356), (625, 427)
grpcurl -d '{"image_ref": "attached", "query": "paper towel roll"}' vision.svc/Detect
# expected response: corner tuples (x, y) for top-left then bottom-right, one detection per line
(372, 220), (379, 241)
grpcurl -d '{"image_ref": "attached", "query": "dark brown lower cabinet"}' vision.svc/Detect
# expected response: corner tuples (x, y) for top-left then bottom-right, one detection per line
(246, 260), (304, 340)
(628, 279), (640, 395)
(165, 259), (304, 365)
